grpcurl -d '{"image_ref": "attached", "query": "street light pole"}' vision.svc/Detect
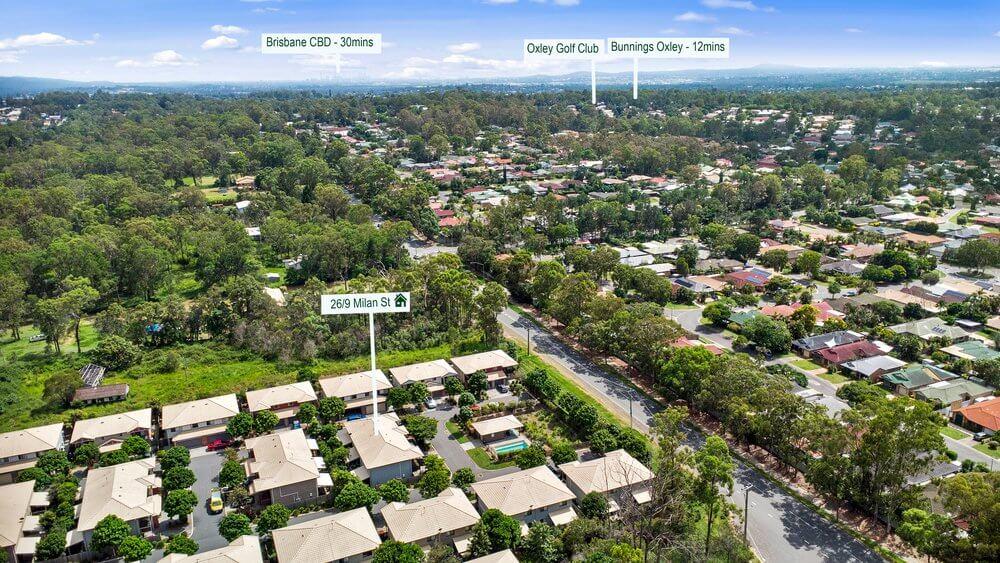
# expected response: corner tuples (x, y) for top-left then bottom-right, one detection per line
(743, 486), (752, 542)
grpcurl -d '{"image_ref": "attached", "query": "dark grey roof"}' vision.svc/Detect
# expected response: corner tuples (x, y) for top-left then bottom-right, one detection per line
(793, 331), (865, 352)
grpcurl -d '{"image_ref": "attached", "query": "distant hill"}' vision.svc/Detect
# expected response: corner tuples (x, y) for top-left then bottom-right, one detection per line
(2, 66), (999, 98)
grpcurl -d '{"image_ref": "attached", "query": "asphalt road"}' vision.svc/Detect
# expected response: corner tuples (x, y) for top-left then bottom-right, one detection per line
(500, 307), (884, 563)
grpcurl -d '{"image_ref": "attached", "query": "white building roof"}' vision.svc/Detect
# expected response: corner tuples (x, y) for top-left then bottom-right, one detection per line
(161, 394), (239, 430)
(339, 416), (423, 470)
(318, 370), (391, 399)
(380, 487), (479, 543)
(245, 382), (317, 413)
(0, 423), (64, 460)
(70, 409), (152, 444)
(244, 429), (320, 495)
(450, 349), (518, 376)
(77, 457), (160, 531)
(558, 449), (653, 495)
(471, 466), (574, 516)
(272, 508), (380, 563)
(388, 359), (457, 386)
(161, 535), (263, 563)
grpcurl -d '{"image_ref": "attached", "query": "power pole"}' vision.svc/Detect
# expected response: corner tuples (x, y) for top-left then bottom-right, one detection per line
(527, 326), (531, 356)
(743, 486), (752, 542)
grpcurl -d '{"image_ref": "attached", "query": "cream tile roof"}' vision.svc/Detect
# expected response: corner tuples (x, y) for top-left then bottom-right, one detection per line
(161, 394), (239, 430)
(558, 449), (654, 495)
(244, 429), (320, 495)
(0, 423), (64, 459)
(388, 359), (457, 386)
(245, 382), (317, 413)
(471, 466), (574, 516)
(380, 487), (479, 543)
(70, 409), (152, 444)
(318, 370), (391, 399)
(339, 416), (423, 470)
(450, 350), (518, 376)
(0, 481), (34, 548)
(467, 549), (519, 563)
(77, 457), (160, 531)
(272, 508), (380, 563)
(161, 535), (263, 563)
(471, 415), (523, 437)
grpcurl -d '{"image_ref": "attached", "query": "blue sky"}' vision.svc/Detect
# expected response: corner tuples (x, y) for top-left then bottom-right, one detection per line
(2, 0), (998, 82)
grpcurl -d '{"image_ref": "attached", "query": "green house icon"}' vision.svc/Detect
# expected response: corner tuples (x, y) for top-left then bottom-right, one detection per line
(394, 293), (408, 307)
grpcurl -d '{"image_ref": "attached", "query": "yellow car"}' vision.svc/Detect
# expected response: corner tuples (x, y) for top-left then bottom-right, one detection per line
(209, 488), (224, 513)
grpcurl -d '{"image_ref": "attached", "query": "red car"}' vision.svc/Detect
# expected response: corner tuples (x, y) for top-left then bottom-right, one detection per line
(206, 439), (231, 451)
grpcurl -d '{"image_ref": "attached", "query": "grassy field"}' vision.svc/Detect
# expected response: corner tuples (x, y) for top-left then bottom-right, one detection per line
(0, 322), (99, 366)
(166, 176), (218, 188)
(817, 370), (850, 384)
(261, 267), (287, 288)
(445, 419), (469, 444)
(201, 187), (237, 204)
(940, 426), (969, 440)
(973, 443), (1000, 459)
(466, 447), (515, 470)
(0, 341), (456, 432)
(790, 358), (823, 371)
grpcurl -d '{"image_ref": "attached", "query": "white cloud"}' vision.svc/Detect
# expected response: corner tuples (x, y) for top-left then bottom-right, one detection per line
(211, 25), (248, 35)
(994, 30), (1000, 37)
(660, 28), (681, 34)
(844, 28), (863, 33)
(715, 26), (751, 36)
(674, 11), (716, 23)
(442, 54), (525, 70)
(0, 32), (95, 50)
(384, 66), (433, 79)
(552, 0), (581, 5)
(116, 49), (194, 68)
(293, 54), (362, 68)
(701, 0), (757, 9)
(0, 50), (22, 64)
(238, 46), (260, 54)
(483, 0), (518, 4)
(919, 60), (949, 68)
(448, 42), (481, 54)
(202, 35), (240, 50)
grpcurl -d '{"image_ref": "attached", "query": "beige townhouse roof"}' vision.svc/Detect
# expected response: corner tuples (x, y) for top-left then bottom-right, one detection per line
(0, 481), (35, 549)
(318, 370), (391, 399)
(70, 408), (152, 444)
(161, 535), (263, 562)
(245, 382), (318, 413)
(272, 508), (380, 563)
(471, 466), (574, 516)
(0, 423), (64, 460)
(161, 394), (240, 430)
(244, 429), (320, 495)
(471, 415), (523, 437)
(558, 449), (654, 495)
(339, 416), (423, 470)
(380, 487), (479, 543)
(450, 349), (518, 376)
(388, 359), (457, 386)
(78, 457), (161, 531)
(467, 550), (520, 563)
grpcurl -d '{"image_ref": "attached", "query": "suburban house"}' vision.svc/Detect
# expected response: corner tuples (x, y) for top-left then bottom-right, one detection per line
(915, 379), (994, 410)
(881, 364), (960, 396)
(388, 359), (458, 398)
(69, 408), (154, 452)
(724, 268), (772, 291)
(451, 349), (518, 390)
(272, 507), (381, 563)
(71, 383), (130, 405)
(380, 487), (480, 551)
(244, 429), (325, 507)
(939, 340), (1000, 362)
(467, 550), (519, 563)
(318, 370), (392, 418)
(841, 355), (907, 381)
(77, 457), (160, 547)
(245, 382), (318, 425)
(0, 480), (49, 562)
(162, 535), (263, 562)
(471, 415), (524, 443)
(161, 394), (240, 447)
(471, 466), (577, 529)
(951, 397), (1000, 435)
(814, 340), (891, 368)
(0, 423), (66, 485)
(887, 317), (969, 343)
(338, 415), (423, 485)
(558, 449), (654, 512)
(793, 331), (866, 357)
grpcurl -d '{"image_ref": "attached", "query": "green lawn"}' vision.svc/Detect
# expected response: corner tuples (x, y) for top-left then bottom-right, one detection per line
(790, 358), (823, 371)
(940, 426), (969, 440)
(0, 341), (456, 432)
(973, 443), (1000, 459)
(817, 371), (850, 384)
(664, 302), (698, 310)
(166, 176), (218, 188)
(467, 447), (515, 470)
(0, 322), (99, 366)
(261, 267), (287, 288)
(200, 187), (236, 204)
(445, 419), (469, 444)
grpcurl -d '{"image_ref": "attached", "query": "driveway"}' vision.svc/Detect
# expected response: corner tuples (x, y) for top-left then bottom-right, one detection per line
(666, 306), (735, 351)
(188, 448), (228, 552)
(500, 307), (883, 563)
(423, 403), (521, 481)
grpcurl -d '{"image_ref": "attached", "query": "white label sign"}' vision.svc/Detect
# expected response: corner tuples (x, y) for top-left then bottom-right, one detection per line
(524, 39), (603, 60)
(261, 33), (382, 55)
(606, 37), (729, 59)
(321, 292), (411, 315)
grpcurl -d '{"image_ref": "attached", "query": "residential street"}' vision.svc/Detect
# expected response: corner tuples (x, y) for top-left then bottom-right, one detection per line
(500, 307), (884, 563)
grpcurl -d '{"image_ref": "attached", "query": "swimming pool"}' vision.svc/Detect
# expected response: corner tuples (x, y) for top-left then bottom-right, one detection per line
(494, 440), (529, 454)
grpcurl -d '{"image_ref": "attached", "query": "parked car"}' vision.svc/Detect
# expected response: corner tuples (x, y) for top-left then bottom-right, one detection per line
(424, 397), (438, 409)
(496, 382), (510, 394)
(206, 439), (231, 451)
(209, 488), (224, 513)
(973, 431), (990, 442)
(346, 413), (366, 421)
